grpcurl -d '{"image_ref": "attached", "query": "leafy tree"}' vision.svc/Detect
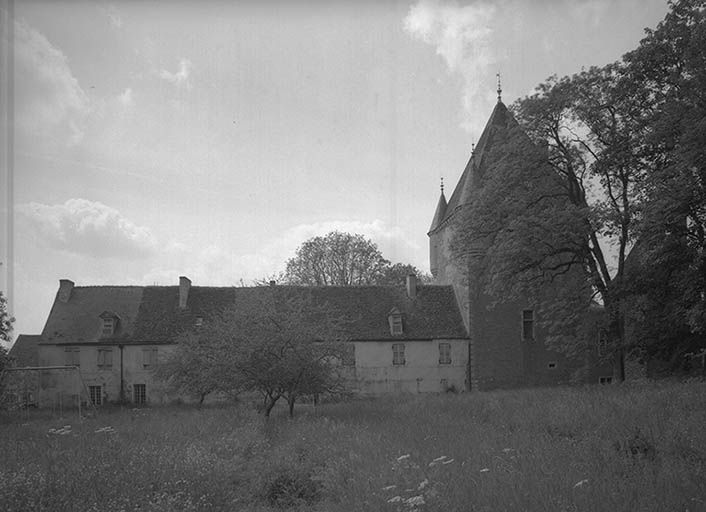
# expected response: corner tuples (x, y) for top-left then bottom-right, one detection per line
(283, 231), (429, 286)
(0, 292), (15, 404)
(157, 291), (350, 417)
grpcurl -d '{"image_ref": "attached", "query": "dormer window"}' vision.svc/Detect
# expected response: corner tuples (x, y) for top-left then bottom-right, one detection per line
(99, 311), (119, 338)
(388, 308), (403, 336)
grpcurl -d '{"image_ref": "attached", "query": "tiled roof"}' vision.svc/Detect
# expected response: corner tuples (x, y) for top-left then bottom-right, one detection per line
(40, 283), (468, 345)
(8, 334), (41, 367)
(435, 101), (529, 231)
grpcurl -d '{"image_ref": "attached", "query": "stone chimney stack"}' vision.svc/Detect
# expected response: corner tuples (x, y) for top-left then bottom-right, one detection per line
(58, 279), (74, 303)
(179, 276), (191, 309)
(406, 274), (417, 299)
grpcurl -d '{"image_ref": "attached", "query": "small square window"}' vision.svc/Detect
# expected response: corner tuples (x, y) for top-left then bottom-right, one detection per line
(89, 385), (102, 406)
(439, 343), (451, 365)
(133, 384), (146, 405)
(102, 317), (115, 337)
(392, 343), (405, 365)
(142, 348), (158, 368)
(599, 376), (613, 385)
(97, 348), (113, 369)
(547, 362), (557, 369)
(64, 347), (80, 367)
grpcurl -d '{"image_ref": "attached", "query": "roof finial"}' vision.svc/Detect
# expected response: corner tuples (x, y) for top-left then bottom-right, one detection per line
(471, 140), (475, 154)
(440, 177), (444, 194)
(496, 72), (502, 103)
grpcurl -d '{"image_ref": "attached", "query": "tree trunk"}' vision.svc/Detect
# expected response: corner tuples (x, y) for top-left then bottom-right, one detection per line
(287, 396), (296, 418)
(264, 394), (278, 417)
(199, 392), (206, 406)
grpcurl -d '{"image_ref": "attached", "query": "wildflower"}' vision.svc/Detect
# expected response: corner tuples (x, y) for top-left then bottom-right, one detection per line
(432, 455), (447, 462)
(442, 459), (454, 465)
(387, 496), (403, 503)
(417, 479), (429, 490)
(405, 495), (426, 507)
(502, 448), (513, 453)
(382, 485), (396, 491)
(397, 454), (411, 462)
(574, 479), (589, 488)
(480, 468), (490, 473)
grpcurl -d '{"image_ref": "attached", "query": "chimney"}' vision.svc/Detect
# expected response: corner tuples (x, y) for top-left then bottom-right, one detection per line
(179, 276), (191, 309)
(58, 279), (74, 303)
(269, 280), (276, 287)
(406, 274), (417, 299)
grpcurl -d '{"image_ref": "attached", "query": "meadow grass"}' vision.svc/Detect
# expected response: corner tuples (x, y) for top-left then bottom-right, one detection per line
(1, 381), (705, 511)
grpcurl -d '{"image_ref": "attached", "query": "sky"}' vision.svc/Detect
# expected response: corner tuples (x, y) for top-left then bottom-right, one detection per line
(0, 0), (671, 341)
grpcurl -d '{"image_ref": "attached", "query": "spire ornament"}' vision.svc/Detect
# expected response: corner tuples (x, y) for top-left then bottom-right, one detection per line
(440, 177), (444, 194)
(496, 73), (502, 103)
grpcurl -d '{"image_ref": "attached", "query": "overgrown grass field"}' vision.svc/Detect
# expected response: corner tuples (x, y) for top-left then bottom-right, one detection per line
(1, 382), (705, 511)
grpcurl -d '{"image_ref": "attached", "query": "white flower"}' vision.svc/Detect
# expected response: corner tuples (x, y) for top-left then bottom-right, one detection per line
(442, 459), (455, 464)
(417, 478), (429, 490)
(397, 454), (411, 462)
(382, 485), (396, 491)
(502, 448), (513, 453)
(432, 455), (447, 462)
(574, 479), (589, 488)
(387, 496), (403, 503)
(480, 468), (490, 473)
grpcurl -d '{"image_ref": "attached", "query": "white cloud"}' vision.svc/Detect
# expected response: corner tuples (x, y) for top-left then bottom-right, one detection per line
(13, 19), (90, 147)
(139, 219), (415, 286)
(158, 58), (192, 88)
(105, 4), (123, 29)
(118, 87), (134, 107)
(18, 199), (157, 259)
(404, 0), (497, 134)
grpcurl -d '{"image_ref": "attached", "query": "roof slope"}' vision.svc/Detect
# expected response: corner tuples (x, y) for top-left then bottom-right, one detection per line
(435, 101), (531, 230)
(40, 283), (468, 344)
(8, 334), (41, 367)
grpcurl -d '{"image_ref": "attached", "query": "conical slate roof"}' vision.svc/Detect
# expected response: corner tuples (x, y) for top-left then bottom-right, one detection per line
(436, 101), (526, 229)
(428, 190), (447, 232)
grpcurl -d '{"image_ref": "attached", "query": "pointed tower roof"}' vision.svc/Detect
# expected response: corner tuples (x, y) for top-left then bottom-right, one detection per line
(428, 180), (448, 233)
(439, 100), (525, 226)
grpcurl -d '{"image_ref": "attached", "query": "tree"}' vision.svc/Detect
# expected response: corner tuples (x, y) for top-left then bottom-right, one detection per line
(0, 292), (15, 403)
(157, 290), (350, 417)
(282, 231), (429, 286)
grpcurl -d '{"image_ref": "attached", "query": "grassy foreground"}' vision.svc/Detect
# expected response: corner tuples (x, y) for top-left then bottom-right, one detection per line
(1, 382), (705, 512)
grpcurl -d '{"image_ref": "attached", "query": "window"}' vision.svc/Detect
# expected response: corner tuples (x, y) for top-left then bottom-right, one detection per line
(101, 317), (115, 336)
(133, 384), (146, 405)
(195, 317), (203, 327)
(388, 308), (403, 335)
(89, 385), (102, 406)
(440, 378), (448, 391)
(97, 348), (113, 369)
(439, 343), (451, 365)
(598, 330), (608, 356)
(522, 309), (534, 341)
(341, 344), (355, 366)
(142, 348), (158, 368)
(64, 347), (80, 367)
(599, 376), (613, 385)
(392, 343), (405, 365)
(547, 362), (557, 369)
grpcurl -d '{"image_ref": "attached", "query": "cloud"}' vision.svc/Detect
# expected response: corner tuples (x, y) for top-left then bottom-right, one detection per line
(118, 87), (134, 107)
(105, 4), (123, 29)
(13, 19), (90, 147)
(158, 58), (192, 88)
(139, 219), (416, 286)
(404, 0), (497, 133)
(18, 199), (157, 259)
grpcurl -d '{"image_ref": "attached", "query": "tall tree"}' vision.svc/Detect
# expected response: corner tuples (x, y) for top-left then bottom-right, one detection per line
(283, 231), (428, 286)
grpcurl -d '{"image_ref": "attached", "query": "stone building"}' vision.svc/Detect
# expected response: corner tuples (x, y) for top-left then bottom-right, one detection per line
(12, 98), (610, 406)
